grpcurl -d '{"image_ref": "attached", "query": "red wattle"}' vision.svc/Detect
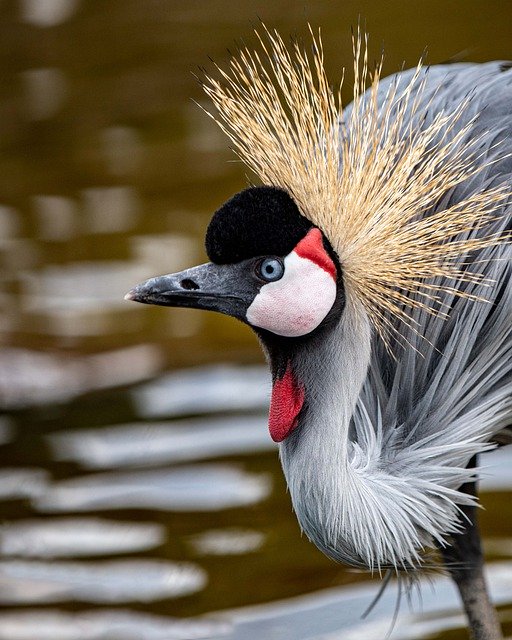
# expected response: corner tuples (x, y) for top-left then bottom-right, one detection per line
(269, 364), (305, 442)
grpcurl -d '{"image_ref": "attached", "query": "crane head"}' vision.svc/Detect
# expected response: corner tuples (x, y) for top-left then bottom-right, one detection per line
(126, 185), (345, 340)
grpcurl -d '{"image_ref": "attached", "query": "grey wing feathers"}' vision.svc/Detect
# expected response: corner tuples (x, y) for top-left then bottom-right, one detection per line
(359, 61), (512, 461)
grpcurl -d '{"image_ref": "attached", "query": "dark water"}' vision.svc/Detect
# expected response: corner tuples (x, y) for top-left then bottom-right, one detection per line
(1, 1), (511, 638)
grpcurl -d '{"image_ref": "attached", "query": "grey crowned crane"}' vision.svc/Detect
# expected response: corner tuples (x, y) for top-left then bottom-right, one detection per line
(126, 27), (511, 640)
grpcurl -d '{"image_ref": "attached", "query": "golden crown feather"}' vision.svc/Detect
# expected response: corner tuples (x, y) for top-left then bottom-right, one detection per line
(200, 24), (509, 342)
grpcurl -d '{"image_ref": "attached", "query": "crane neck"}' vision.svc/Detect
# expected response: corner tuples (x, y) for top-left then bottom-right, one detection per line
(262, 295), (372, 458)
(266, 293), (490, 572)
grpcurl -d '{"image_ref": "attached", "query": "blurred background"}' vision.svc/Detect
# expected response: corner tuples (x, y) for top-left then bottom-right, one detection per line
(0, 1), (511, 638)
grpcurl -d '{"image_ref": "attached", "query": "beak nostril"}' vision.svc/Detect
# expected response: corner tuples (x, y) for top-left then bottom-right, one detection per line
(180, 278), (200, 291)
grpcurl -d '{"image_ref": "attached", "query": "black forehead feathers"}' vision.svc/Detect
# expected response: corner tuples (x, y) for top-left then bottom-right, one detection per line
(205, 186), (312, 264)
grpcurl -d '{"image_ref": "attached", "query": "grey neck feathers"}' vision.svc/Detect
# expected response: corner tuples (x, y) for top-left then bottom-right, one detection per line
(279, 297), (377, 564)
(278, 297), (486, 573)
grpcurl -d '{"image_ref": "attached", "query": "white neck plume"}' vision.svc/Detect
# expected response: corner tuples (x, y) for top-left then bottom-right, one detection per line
(278, 295), (481, 572)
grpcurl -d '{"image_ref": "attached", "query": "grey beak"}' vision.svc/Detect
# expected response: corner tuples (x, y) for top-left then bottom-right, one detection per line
(125, 261), (257, 321)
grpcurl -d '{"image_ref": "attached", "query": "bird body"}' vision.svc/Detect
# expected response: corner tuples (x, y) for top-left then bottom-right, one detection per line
(280, 60), (512, 572)
(127, 27), (511, 638)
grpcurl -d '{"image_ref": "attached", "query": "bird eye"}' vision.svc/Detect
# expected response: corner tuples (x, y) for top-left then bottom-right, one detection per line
(256, 257), (284, 282)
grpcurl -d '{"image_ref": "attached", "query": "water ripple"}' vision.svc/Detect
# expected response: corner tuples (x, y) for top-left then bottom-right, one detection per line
(34, 465), (272, 512)
(0, 559), (206, 604)
(48, 415), (273, 469)
(0, 609), (231, 640)
(188, 528), (265, 556)
(0, 518), (165, 558)
(134, 365), (270, 419)
(0, 468), (49, 501)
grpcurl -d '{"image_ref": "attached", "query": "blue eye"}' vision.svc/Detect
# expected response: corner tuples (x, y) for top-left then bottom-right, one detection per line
(257, 257), (284, 282)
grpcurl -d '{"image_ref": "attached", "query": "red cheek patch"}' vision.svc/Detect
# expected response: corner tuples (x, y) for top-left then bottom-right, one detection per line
(293, 228), (337, 280)
(269, 363), (305, 442)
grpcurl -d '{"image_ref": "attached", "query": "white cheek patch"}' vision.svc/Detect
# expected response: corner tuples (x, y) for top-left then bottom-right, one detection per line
(246, 252), (337, 337)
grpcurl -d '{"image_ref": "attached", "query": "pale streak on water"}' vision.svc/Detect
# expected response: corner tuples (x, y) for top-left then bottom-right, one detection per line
(0, 2), (511, 639)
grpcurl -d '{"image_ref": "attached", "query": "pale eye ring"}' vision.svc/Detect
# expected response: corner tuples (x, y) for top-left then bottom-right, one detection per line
(256, 257), (284, 282)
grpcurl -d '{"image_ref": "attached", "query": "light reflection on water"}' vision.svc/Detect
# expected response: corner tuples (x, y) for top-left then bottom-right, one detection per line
(0, 558), (207, 604)
(134, 364), (270, 419)
(21, 0), (81, 28)
(0, 345), (163, 407)
(0, 518), (165, 558)
(1, 1), (512, 639)
(48, 413), (273, 468)
(0, 468), (49, 501)
(0, 609), (231, 640)
(34, 464), (272, 512)
(188, 528), (266, 556)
